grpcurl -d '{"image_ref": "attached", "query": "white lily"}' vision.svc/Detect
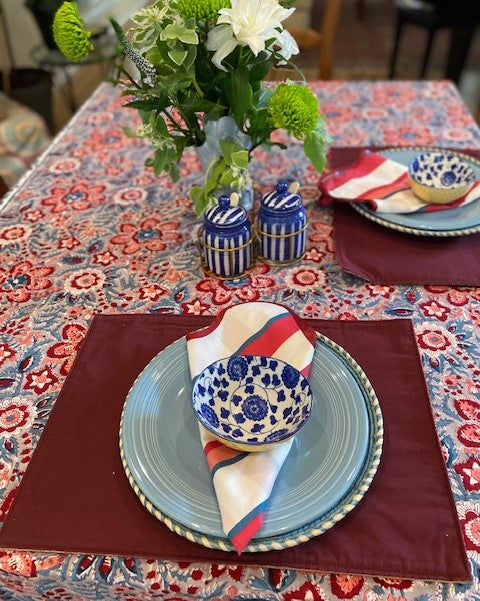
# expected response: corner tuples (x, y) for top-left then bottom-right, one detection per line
(207, 0), (295, 70)
(273, 28), (299, 63)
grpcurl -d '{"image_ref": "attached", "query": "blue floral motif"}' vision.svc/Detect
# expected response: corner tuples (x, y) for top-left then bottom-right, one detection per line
(227, 356), (248, 380)
(200, 403), (219, 428)
(281, 364), (300, 388)
(242, 395), (268, 420)
(265, 428), (288, 441)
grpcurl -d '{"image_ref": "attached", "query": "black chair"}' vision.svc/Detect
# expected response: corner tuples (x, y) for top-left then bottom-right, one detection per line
(24, 0), (63, 49)
(389, 0), (479, 83)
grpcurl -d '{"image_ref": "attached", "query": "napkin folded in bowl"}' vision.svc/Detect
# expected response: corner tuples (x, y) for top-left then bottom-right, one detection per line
(186, 301), (316, 554)
(320, 150), (480, 213)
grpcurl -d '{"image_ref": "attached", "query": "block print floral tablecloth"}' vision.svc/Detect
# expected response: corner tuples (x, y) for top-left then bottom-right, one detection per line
(0, 81), (480, 601)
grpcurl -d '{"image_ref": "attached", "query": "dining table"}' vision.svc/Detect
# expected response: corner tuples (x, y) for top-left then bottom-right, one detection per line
(0, 78), (480, 601)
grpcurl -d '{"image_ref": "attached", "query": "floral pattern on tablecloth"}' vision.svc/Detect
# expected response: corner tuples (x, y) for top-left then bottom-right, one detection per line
(0, 81), (480, 600)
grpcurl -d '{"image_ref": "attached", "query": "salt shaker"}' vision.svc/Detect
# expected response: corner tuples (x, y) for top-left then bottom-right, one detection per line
(257, 180), (307, 263)
(201, 193), (253, 278)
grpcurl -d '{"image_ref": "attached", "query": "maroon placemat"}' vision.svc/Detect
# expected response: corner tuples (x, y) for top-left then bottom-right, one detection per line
(0, 314), (471, 582)
(329, 148), (480, 285)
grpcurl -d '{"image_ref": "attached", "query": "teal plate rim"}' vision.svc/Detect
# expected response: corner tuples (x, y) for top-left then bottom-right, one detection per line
(119, 332), (384, 553)
(350, 147), (480, 237)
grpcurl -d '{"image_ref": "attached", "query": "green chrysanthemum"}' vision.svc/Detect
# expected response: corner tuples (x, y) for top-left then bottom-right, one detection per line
(176, 0), (230, 23)
(268, 83), (319, 138)
(52, 1), (94, 62)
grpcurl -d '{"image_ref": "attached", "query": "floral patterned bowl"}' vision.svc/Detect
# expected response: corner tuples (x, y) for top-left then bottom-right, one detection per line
(191, 355), (314, 452)
(408, 151), (475, 204)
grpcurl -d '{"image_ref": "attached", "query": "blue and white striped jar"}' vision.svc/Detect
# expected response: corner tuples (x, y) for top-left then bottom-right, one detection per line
(202, 195), (253, 278)
(257, 180), (307, 264)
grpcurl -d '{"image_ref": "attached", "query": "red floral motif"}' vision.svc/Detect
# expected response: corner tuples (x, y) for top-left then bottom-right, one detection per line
(93, 250), (118, 266)
(455, 398), (480, 449)
(113, 188), (148, 204)
(182, 298), (210, 315)
(24, 367), (58, 394)
(330, 574), (364, 598)
(0, 397), (36, 434)
(0, 261), (54, 303)
(284, 266), (325, 292)
(47, 323), (86, 375)
(58, 236), (81, 250)
(284, 581), (326, 601)
(304, 247), (325, 263)
(458, 504), (480, 556)
(419, 300), (450, 321)
(64, 268), (106, 295)
(110, 218), (182, 254)
(455, 398), (480, 421)
(23, 209), (45, 222)
(82, 127), (133, 152)
(455, 457), (480, 491)
(48, 158), (81, 174)
(366, 284), (394, 298)
(457, 423), (480, 449)
(448, 289), (469, 306)
(195, 278), (261, 306)
(139, 283), (169, 302)
(0, 224), (31, 245)
(42, 183), (106, 213)
(0, 343), (15, 366)
(0, 551), (36, 577)
(417, 327), (452, 353)
(309, 222), (332, 243)
(373, 577), (412, 589)
(371, 84), (417, 108)
(380, 124), (434, 147)
(338, 312), (358, 320)
(210, 564), (244, 581)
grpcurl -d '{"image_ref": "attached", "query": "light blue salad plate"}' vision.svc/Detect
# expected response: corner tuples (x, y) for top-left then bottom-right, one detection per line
(120, 333), (383, 552)
(351, 147), (480, 237)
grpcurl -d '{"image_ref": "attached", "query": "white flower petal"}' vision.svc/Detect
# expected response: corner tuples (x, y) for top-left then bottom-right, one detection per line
(207, 23), (235, 51)
(239, 33), (265, 55)
(274, 29), (299, 62)
(211, 37), (239, 70)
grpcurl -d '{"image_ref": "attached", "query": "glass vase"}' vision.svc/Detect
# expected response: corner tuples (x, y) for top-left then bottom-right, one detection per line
(195, 116), (253, 211)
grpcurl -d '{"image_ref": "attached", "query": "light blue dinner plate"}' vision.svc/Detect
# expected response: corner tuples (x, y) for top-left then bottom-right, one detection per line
(351, 148), (480, 237)
(120, 333), (383, 552)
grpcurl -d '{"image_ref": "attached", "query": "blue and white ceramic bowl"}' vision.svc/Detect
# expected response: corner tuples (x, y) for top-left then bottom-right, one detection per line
(191, 355), (314, 452)
(408, 151), (475, 204)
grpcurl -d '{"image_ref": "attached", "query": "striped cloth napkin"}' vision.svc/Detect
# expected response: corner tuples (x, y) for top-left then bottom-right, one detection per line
(186, 301), (316, 554)
(320, 151), (480, 213)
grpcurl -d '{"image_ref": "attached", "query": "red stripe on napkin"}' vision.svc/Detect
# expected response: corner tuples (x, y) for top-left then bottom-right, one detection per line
(357, 171), (410, 201)
(238, 313), (299, 357)
(230, 512), (265, 555)
(205, 441), (245, 472)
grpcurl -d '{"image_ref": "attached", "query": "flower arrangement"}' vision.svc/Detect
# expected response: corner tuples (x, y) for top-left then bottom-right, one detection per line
(53, 0), (328, 215)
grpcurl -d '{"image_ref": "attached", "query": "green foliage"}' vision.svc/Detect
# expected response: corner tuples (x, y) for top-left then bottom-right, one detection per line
(190, 141), (250, 215)
(52, 2), (93, 62)
(53, 0), (329, 214)
(304, 116), (328, 173)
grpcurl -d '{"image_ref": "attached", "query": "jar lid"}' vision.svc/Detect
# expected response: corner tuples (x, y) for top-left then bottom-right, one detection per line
(261, 180), (302, 212)
(204, 195), (247, 227)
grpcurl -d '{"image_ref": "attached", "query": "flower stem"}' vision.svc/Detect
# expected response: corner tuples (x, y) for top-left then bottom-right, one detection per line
(162, 110), (192, 138)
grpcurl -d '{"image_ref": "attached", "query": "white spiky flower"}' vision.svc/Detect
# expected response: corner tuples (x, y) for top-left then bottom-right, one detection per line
(207, 0), (295, 70)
